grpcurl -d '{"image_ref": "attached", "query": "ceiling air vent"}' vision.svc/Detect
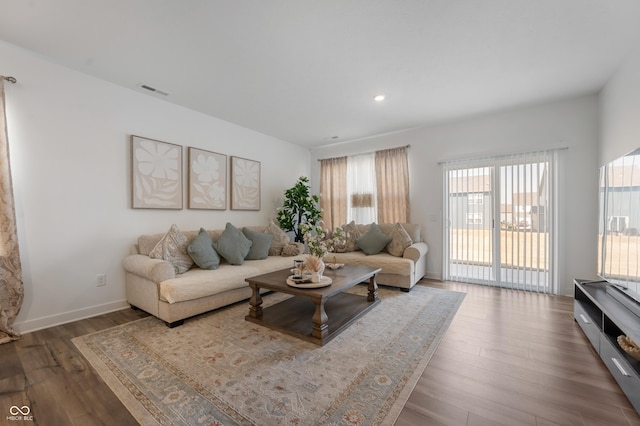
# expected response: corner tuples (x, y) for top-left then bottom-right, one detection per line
(138, 83), (170, 96)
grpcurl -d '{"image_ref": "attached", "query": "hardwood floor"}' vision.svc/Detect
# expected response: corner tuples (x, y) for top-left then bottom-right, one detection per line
(0, 308), (148, 426)
(1, 280), (639, 425)
(396, 281), (640, 426)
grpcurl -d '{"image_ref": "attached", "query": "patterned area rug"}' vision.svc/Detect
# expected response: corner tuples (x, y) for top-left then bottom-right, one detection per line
(73, 285), (464, 426)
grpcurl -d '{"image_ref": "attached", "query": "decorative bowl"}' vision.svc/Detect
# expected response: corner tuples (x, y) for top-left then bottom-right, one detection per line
(618, 335), (640, 361)
(326, 263), (344, 270)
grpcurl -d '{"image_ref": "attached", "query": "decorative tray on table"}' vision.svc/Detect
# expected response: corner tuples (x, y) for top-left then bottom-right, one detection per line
(286, 276), (332, 288)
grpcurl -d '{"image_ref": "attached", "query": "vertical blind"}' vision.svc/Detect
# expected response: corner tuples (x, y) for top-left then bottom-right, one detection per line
(443, 149), (560, 294)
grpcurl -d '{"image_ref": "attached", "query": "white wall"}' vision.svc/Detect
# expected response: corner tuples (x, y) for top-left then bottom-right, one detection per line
(600, 42), (640, 165)
(310, 96), (599, 295)
(0, 41), (310, 333)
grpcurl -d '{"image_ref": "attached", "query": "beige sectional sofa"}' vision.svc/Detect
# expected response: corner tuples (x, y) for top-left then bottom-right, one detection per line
(123, 223), (305, 327)
(324, 222), (428, 291)
(123, 221), (428, 327)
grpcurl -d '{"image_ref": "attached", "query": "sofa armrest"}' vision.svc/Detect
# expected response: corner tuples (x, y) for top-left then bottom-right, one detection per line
(123, 254), (176, 283)
(403, 241), (429, 262)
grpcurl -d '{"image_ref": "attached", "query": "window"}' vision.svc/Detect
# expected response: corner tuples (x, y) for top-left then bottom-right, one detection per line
(468, 193), (484, 205)
(467, 212), (483, 225)
(347, 153), (377, 224)
(320, 146), (409, 229)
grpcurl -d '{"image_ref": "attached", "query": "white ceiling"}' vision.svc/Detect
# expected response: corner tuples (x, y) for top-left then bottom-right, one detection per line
(2, 1), (640, 149)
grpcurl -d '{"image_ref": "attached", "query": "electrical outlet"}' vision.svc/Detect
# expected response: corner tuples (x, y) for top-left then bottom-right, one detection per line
(96, 273), (107, 287)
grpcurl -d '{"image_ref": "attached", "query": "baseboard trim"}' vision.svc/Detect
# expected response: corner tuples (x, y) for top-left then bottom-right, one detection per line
(423, 272), (443, 281)
(13, 299), (130, 335)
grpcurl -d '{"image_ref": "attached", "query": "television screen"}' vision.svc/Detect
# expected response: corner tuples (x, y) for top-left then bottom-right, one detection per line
(598, 148), (640, 290)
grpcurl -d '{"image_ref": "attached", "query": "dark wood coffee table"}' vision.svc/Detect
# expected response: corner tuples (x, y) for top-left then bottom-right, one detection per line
(245, 264), (381, 345)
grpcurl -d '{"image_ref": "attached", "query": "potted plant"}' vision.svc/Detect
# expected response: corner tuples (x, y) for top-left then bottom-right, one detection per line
(276, 176), (322, 243)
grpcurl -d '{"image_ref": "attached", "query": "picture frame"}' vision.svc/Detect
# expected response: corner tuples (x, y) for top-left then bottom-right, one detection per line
(131, 135), (183, 209)
(188, 147), (227, 210)
(230, 156), (261, 210)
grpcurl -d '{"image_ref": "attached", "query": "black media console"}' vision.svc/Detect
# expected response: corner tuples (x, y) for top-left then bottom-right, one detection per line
(574, 279), (640, 413)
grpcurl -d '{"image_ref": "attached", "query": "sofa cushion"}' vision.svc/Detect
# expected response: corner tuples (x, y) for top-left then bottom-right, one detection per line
(401, 223), (422, 243)
(214, 222), (252, 265)
(335, 221), (361, 252)
(357, 223), (392, 255)
(138, 234), (161, 256)
(281, 242), (304, 256)
(159, 255), (306, 304)
(149, 224), (194, 274)
(265, 220), (290, 255)
(242, 227), (273, 260)
(187, 228), (221, 270)
(386, 223), (413, 257)
(328, 251), (414, 277)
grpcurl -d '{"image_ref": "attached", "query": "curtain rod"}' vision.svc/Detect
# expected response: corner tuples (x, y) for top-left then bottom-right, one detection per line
(1, 76), (17, 84)
(437, 146), (569, 165)
(317, 144), (410, 161)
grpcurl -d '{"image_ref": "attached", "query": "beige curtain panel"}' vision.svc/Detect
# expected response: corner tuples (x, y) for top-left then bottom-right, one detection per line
(0, 79), (24, 344)
(319, 156), (348, 231)
(376, 146), (409, 223)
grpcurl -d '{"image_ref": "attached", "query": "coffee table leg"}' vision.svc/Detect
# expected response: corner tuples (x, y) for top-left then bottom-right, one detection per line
(312, 300), (328, 341)
(367, 275), (379, 302)
(248, 283), (263, 318)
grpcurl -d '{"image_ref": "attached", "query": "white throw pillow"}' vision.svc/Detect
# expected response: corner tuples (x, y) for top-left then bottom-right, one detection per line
(149, 224), (194, 274)
(265, 220), (290, 256)
(386, 223), (413, 257)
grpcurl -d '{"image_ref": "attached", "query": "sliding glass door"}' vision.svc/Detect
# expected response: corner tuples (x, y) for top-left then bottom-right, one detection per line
(443, 151), (558, 293)
(446, 165), (496, 283)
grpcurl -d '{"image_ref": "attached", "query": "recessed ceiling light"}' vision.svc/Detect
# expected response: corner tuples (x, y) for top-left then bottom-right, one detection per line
(373, 94), (385, 102)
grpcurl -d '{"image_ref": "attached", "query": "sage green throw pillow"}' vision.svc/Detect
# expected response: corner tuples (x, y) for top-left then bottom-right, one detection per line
(356, 223), (392, 255)
(187, 228), (221, 270)
(214, 222), (252, 265)
(242, 227), (273, 260)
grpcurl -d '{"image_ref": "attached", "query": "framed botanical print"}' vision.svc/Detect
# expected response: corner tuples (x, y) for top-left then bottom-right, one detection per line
(131, 135), (182, 209)
(230, 156), (260, 210)
(188, 147), (227, 210)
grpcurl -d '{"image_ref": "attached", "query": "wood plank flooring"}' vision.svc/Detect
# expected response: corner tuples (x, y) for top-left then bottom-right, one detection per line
(396, 281), (640, 426)
(1, 280), (639, 425)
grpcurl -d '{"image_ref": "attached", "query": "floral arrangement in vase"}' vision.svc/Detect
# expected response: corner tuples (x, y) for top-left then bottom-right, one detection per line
(300, 223), (345, 279)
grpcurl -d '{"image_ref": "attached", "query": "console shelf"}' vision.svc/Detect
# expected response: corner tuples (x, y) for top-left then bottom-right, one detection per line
(574, 279), (640, 413)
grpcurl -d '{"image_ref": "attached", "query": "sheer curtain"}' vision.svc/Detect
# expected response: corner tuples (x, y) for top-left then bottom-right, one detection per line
(376, 146), (409, 223)
(0, 78), (23, 344)
(347, 152), (378, 224)
(319, 156), (347, 231)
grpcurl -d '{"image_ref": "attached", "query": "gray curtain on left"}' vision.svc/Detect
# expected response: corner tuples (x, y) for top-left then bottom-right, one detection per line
(0, 79), (24, 344)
